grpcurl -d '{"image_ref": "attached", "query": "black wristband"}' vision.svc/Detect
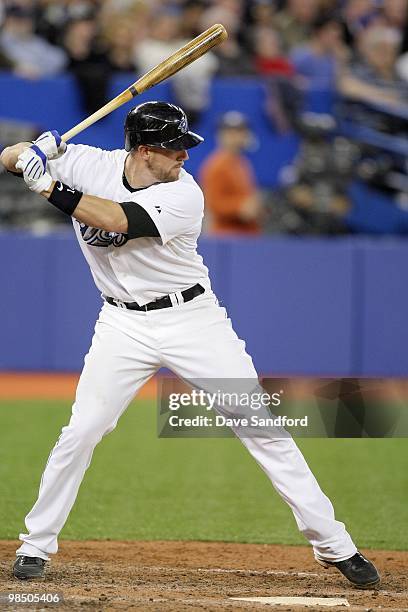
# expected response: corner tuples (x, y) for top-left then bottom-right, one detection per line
(48, 181), (83, 216)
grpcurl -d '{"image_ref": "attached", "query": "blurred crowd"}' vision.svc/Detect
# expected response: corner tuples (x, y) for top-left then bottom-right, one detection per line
(0, 0), (407, 111)
(0, 0), (407, 234)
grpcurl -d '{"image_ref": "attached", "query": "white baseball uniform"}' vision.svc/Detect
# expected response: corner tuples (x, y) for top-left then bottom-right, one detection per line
(16, 144), (357, 563)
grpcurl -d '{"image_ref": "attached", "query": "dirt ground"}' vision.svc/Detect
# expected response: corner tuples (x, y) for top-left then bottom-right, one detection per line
(0, 541), (407, 611)
(0, 374), (157, 401)
(1, 376), (407, 610)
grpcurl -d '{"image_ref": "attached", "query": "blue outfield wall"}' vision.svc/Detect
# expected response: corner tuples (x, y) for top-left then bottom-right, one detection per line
(1, 74), (401, 233)
(1, 232), (408, 376)
(0, 73), (299, 188)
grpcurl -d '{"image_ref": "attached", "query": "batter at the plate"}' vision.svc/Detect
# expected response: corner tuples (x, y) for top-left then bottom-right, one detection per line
(1, 101), (380, 588)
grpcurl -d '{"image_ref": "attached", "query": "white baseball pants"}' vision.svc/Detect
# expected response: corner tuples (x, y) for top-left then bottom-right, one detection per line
(17, 292), (356, 562)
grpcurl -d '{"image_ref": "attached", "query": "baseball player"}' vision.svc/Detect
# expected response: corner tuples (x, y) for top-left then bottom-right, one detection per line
(1, 102), (379, 588)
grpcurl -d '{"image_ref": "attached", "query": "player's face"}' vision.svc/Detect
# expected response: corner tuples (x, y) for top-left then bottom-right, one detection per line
(145, 147), (189, 182)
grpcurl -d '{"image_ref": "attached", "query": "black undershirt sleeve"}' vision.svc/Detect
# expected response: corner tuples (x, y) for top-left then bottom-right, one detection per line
(118, 201), (160, 239)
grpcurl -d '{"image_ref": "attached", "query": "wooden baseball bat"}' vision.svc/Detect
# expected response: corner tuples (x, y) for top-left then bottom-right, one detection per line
(61, 23), (227, 142)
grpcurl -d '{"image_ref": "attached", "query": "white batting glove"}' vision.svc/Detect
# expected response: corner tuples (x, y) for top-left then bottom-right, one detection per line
(16, 147), (53, 194)
(32, 130), (67, 160)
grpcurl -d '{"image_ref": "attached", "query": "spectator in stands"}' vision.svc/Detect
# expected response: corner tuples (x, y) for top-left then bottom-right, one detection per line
(340, 0), (380, 50)
(247, 0), (276, 31)
(399, 8), (408, 54)
(63, 11), (111, 114)
(0, 0), (12, 68)
(396, 18), (408, 88)
(250, 27), (296, 133)
(0, 3), (67, 78)
(379, 0), (407, 31)
(36, 0), (100, 46)
(101, 0), (145, 13)
(35, 1), (68, 46)
(202, 1), (254, 76)
(173, 2), (220, 125)
(200, 111), (263, 235)
(274, 0), (319, 52)
(170, 48), (218, 126)
(0, 50), (13, 69)
(253, 27), (295, 78)
(339, 25), (408, 106)
(135, 8), (217, 125)
(102, 14), (140, 72)
(179, 0), (207, 39)
(291, 13), (348, 90)
(213, 32), (254, 76)
(200, 0), (243, 34)
(134, 9), (181, 74)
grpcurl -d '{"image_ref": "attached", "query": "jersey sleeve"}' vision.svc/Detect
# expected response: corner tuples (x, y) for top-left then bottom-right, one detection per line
(47, 144), (120, 192)
(47, 144), (85, 187)
(118, 202), (160, 239)
(133, 179), (204, 244)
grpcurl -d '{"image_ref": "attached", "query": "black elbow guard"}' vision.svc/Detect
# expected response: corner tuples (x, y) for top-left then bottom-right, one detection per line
(119, 202), (160, 239)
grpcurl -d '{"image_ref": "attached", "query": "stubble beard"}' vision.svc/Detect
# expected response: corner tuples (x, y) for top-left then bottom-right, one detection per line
(147, 159), (179, 183)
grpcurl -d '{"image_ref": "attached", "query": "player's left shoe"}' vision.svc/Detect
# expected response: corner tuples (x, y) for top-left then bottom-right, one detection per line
(13, 556), (46, 580)
(316, 551), (380, 589)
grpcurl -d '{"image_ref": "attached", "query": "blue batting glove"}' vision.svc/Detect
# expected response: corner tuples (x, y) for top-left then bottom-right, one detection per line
(16, 148), (53, 194)
(32, 130), (67, 160)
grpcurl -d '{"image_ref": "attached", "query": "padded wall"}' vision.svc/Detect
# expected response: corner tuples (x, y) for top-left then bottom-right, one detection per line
(0, 74), (298, 187)
(1, 232), (407, 376)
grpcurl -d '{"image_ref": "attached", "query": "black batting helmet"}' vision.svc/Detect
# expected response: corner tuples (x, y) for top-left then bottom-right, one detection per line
(124, 101), (204, 152)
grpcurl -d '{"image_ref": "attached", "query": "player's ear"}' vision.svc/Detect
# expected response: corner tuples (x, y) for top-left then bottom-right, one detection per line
(138, 145), (151, 161)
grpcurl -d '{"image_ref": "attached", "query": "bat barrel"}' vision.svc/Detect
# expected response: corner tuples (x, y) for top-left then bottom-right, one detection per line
(133, 24), (228, 96)
(62, 24), (228, 142)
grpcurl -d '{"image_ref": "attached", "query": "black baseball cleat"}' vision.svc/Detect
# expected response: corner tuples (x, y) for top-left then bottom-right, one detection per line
(316, 551), (380, 589)
(13, 556), (46, 580)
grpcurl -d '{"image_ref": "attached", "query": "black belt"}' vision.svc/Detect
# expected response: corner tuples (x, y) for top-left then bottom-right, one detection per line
(106, 283), (205, 312)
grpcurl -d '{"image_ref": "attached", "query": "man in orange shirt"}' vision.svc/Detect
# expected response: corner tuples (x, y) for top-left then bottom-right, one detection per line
(200, 112), (262, 234)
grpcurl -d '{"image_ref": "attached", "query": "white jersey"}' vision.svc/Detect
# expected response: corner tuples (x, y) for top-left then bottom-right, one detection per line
(48, 144), (212, 304)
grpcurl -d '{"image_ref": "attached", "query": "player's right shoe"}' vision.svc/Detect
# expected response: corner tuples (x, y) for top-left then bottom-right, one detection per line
(13, 556), (46, 580)
(316, 551), (380, 589)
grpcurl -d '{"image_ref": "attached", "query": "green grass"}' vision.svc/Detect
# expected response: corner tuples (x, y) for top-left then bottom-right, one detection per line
(0, 399), (407, 549)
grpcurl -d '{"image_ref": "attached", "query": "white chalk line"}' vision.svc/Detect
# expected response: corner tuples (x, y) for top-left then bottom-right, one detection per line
(56, 593), (347, 607)
(50, 593), (407, 612)
(121, 566), (406, 597)
(376, 590), (408, 598)
(136, 565), (321, 578)
(231, 595), (350, 607)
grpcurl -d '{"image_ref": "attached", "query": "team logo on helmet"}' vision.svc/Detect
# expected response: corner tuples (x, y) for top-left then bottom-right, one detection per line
(178, 114), (188, 134)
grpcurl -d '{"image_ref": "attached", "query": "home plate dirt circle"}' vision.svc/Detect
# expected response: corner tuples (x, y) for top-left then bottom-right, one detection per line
(0, 540), (407, 611)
